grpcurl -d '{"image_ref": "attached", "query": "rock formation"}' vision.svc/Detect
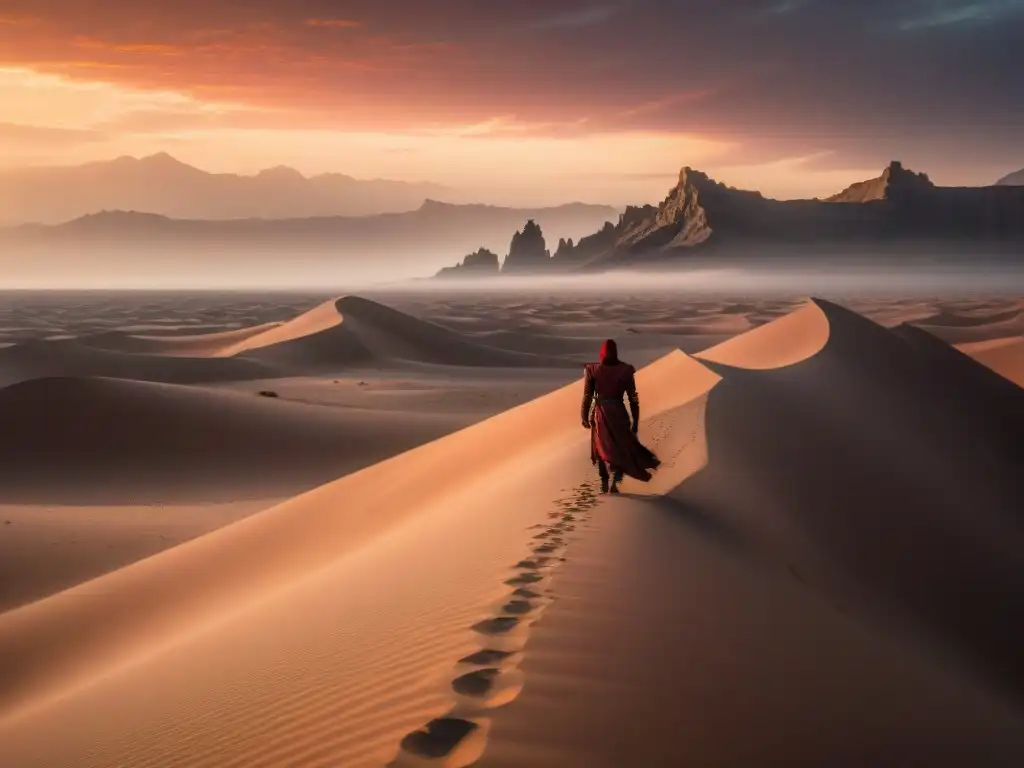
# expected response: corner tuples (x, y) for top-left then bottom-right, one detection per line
(548, 160), (1024, 271)
(434, 247), (500, 278)
(825, 161), (934, 203)
(501, 220), (550, 273)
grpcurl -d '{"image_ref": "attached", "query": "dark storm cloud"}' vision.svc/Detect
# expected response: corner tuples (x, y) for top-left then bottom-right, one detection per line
(1, 0), (1022, 176)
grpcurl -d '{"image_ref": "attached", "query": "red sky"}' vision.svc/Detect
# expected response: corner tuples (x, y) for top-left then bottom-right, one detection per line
(2, 0), (1022, 204)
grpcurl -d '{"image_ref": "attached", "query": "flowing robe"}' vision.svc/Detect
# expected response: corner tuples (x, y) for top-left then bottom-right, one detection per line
(581, 361), (661, 481)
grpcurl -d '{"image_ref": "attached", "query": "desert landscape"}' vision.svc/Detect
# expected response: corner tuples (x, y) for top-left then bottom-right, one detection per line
(0, 287), (1022, 767)
(4, 0), (1024, 762)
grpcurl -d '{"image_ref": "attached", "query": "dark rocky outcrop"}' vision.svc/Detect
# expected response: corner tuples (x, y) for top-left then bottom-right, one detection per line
(825, 161), (934, 203)
(548, 161), (1024, 271)
(501, 219), (550, 273)
(434, 247), (500, 278)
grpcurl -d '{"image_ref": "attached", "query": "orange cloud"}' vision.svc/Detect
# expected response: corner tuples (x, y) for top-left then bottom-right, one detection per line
(304, 19), (362, 30)
(618, 90), (716, 119)
(0, 14), (40, 26)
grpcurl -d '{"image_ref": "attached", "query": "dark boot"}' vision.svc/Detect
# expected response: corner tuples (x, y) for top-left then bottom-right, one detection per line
(598, 461), (610, 493)
(609, 467), (622, 494)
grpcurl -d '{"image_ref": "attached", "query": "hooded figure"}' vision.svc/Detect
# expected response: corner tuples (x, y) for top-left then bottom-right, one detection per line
(581, 339), (660, 493)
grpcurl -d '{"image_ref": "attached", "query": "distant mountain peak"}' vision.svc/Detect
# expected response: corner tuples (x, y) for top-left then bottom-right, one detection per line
(825, 161), (932, 203)
(256, 165), (306, 181)
(138, 152), (195, 169)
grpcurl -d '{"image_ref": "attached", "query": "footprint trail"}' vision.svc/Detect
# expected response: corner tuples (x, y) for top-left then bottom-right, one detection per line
(390, 478), (602, 766)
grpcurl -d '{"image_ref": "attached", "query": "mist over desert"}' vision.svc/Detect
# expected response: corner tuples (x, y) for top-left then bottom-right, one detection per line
(0, 280), (1021, 767)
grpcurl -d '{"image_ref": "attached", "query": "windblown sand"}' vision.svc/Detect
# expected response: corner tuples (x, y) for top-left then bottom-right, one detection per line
(0, 289), (1021, 767)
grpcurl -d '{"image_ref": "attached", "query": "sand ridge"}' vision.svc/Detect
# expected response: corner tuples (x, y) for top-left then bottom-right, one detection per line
(0, 295), (577, 388)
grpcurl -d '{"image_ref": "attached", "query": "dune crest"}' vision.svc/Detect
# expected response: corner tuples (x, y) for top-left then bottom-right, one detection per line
(694, 299), (830, 369)
(958, 335), (1024, 386)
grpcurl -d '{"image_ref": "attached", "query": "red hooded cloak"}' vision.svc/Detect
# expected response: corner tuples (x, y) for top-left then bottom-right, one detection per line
(582, 340), (660, 481)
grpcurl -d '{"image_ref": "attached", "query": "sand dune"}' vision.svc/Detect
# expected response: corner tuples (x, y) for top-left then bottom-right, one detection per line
(0, 376), (464, 505)
(0, 297), (574, 388)
(94, 322), (283, 357)
(232, 296), (575, 370)
(912, 304), (1024, 345)
(0, 297), (1021, 766)
(0, 350), (708, 765)
(0, 500), (273, 615)
(0, 337), (276, 388)
(693, 299), (830, 369)
(958, 335), (1024, 386)
(679, 301), (1024, 697)
(479, 299), (1024, 767)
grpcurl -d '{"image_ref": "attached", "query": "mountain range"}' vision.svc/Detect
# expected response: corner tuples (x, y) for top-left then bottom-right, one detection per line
(0, 154), (455, 224)
(0, 200), (619, 286)
(434, 161), (1024, 277)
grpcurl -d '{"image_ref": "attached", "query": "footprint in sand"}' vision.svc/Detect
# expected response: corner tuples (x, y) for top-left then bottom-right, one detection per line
(472, 616), (520, 635)
(512, 587), (541, 599)
(514, 557), (552, 569)
(505, 572), (543, 586)
(459, 649), (514, 666)
(451, 668), (525, 708)
(501, 599), (537, 615)
(399, 717), (484, 762)
(452, 668), (501, 697)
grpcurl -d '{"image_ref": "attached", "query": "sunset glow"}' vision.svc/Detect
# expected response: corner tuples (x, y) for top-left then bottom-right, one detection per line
(2, 1), (1022, 204)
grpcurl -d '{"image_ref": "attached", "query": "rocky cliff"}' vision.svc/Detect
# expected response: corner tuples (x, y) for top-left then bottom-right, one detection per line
(549, 161), (1024, 270)
(825, 161), (934, 202)
(435, 247), (500, 278)
(501, 219), (550, 273)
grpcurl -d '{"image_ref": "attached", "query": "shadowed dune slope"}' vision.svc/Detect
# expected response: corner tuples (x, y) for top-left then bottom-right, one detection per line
(676, 298), (1024, 703)
(92, 322), (284, 357)
(0, 377), (462, 504)
(958, 335), (1024, 386)
(0, 338), (276, 388)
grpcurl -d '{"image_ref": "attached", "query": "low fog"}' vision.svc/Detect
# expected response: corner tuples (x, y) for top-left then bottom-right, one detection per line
(2, 246), (1020, 297)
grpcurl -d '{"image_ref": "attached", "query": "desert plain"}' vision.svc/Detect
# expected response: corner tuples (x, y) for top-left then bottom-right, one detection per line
(0, 286), (1022, 767)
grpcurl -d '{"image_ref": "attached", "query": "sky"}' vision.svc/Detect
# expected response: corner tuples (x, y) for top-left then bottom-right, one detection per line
(1, 0), (1023, 205)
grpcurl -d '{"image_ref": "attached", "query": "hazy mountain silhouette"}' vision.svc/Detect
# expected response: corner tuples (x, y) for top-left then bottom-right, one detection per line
(996, 168), (1024, 186)
(0, 154), (456, 224)
(0, 200), (618, 285)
